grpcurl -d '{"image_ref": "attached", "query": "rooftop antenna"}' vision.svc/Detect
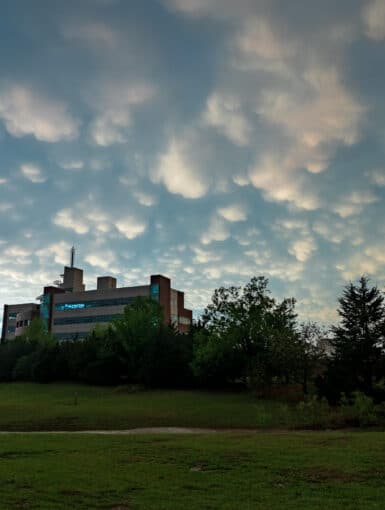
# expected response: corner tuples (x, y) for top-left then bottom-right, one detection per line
(70, 246), (75, 268)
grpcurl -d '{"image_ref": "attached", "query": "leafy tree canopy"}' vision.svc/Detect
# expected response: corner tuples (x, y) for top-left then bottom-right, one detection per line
(197, 276), (300, 387)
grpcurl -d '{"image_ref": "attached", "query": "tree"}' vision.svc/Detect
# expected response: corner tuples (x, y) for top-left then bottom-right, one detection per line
(0, 338), (36, 381)
(327, 276), (385, 399)
(19, 317), (56, 347)
(77, 325), (124, 385)
(111, 297), (164, 382)
(197, 276), (300, 389)
(109, 297), (193, 387)
(191, 328), (245, 387)
(298, 322), (327, 395)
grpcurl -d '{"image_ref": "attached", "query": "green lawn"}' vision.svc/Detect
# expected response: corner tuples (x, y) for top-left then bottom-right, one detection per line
(0, 383), (348, 431)
(0, 431), (384, 509)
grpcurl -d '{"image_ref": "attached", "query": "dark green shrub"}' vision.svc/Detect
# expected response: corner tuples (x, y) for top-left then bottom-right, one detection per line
(0, 339), (35, 381)
(12, 351), (40, 381)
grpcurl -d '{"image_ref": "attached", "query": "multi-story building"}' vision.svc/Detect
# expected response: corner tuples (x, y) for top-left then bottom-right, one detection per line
(1, 303), (40, 340)
(1, 260), (192, 342)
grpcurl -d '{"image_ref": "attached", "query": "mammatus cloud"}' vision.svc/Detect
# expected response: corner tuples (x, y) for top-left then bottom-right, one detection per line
(256, 67), (365, 172)
(203, 93), (252, 146)
(161, 10), (366, 214)
(366, 169), (385, 187)
(53, 207), (113, 235)
(1, 0), (385, 327)
(36, 242), (73, 266)
(289, 238), (316, 262)
(134, 191), (158, 207)
(62, 21), (121, 48)
(90, 111), (132, 146)
(363, 0), (385, 40)
(85, 251), (117, 271)
(332, 190), (378, 218)
(312, 218), (364, 246)
(164, 0), (253, 19)
(218, 204), (247, 222)
(234, 16), (297, 68)
(274, 218), (316, 262)
(0, 85), (79, 142)
(59, 160), (84, 171)
(153, 137), (208, 198)
(249, 155), (320, 210)
(115, 217), (147, 239)
(53, 206), (147, 240)
(167, 8), (367, 214)
(20, 163), (46, 183)
(88, 82), (155, 146)
(192, 246), (221, 264)
(247, 62), (365, 209)
(53, 209), (90, 234)
(337, 246), (385, 281)
(3, 245), (30, 259)
(201, 216), (230, 245)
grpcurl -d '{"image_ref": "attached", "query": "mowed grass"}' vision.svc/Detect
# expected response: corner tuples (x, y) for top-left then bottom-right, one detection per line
(0, 431), (384, 509)
(0, 383), (320, 431)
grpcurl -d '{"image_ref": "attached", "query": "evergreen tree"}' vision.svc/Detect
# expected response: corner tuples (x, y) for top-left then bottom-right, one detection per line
(331, 276), (385, 395)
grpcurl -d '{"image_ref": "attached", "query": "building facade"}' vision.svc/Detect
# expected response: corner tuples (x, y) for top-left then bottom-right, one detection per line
(1, 265), (192, 342)
(1, 303), (40, 340)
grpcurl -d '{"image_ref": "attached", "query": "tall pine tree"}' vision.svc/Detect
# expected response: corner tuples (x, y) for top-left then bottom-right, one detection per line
(331, 276), (385, 395)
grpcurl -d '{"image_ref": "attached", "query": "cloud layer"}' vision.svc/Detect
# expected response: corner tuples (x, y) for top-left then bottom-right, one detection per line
(0, 0), (384, 326)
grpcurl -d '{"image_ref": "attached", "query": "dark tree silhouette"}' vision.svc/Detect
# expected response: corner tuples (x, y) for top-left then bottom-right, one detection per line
(328, 276), (385, 398)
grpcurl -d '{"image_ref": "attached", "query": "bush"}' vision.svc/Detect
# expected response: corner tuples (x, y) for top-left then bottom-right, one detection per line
(80, 357), (124, 386)
(295, 396), (330, 428)
(191, 330), (244, 387)
(140, 328), (194, 387)
(0, 339), (35, 381)
(32, 346), (63, 383)
(12, 351), (40, 381)
(341, 391), (377, 426)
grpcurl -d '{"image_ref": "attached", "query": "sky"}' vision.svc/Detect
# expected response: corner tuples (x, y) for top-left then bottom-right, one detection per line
(1, 0), (385, 325)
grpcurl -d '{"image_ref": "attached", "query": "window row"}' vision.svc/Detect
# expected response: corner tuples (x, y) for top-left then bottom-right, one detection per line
(54, 314), (122, 325)
(55, 296), (141, 311)
(16, 320), (30, 328)
(55, 332), (87, 341)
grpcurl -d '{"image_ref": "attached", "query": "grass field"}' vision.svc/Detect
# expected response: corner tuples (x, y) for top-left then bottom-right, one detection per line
(0, 431), (384, 509)
(0, 382), (358, 431)
(1, 384), (384, 509)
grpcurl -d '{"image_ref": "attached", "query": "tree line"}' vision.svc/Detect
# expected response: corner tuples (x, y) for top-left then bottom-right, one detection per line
(0, 275), (384, 403)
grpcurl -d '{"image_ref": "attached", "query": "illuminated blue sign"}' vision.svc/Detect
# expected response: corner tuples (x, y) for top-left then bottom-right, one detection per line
(54, 296), (136, 311)
(56, 303), (86, 311)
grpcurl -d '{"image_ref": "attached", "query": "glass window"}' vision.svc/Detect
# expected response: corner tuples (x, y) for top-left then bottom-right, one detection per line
(150, 283), (159, 301)
(40, 294), (51, 330)
(55, 332), (87, 341)
(55, 296), (138, 311)
(54, 314), (122, 325)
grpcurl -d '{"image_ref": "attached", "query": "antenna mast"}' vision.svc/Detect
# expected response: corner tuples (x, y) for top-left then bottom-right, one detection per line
(70, 246), (75, 268)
